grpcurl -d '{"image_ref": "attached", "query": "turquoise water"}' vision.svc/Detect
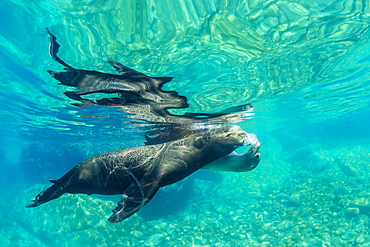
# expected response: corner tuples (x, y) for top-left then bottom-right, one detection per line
(1, 0), (370, 246)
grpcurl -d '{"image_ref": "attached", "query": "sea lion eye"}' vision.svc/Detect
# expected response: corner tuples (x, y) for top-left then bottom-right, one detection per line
(225, 133), (231, 137)
(194, 136), (206, 149)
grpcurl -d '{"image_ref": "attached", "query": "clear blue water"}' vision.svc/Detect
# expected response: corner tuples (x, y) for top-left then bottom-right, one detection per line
(1, 0), (370, 246)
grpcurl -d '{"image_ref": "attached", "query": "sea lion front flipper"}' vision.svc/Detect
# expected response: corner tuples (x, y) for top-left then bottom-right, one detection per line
(108, 181), (160, 223)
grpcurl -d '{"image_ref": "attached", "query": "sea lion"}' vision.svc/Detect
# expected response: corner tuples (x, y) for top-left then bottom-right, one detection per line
(26, 125), (250, 223)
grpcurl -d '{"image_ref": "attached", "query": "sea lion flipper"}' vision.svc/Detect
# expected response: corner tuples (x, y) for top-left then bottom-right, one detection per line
(25, 183), (65, 208)
(108, 182), (160, 223)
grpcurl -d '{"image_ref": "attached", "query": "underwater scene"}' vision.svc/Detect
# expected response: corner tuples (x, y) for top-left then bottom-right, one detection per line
(1, 0), (370, 246)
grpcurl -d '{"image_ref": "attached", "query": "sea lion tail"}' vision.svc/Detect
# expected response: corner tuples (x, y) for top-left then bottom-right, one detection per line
(25, 183), (65, 208)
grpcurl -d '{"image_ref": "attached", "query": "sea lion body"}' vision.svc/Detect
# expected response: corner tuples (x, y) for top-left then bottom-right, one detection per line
(26, 125), (248, 222)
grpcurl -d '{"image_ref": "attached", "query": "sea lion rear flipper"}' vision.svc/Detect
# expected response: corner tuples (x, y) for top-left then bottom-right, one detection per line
(108, 182), (160, 223)
(25, 182), (65, 208)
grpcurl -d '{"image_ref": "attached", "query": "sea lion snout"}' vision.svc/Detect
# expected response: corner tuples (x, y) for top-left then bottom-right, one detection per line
(223, 125), (248, 144)
(210, 125), (250, 155)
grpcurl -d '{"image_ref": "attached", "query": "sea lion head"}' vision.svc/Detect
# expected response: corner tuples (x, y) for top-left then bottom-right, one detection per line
(207, 125), (249, 154)
(200, 125), (261, 172)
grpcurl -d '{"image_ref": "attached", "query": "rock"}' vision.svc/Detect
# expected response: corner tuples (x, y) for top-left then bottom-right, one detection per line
(341, 231), (355, 241)
(288, 194), (301, 207)
(262, 223), (274, 232)
(334, 158), (356, 177)
(351, 196), (370, 214)
(356, 234), (366, 244)
(130, 230), (144, 238)
(334, 228), (345, 236)
(261, 242), (271, 247)
(144, 233), (165, 245)
(276, 220), (293, 231)
(329, 205), (341, 213)
(288, 143), (330, 173)
(344, 207), (360, 218)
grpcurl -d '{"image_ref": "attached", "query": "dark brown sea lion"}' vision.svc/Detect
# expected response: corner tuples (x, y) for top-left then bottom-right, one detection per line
(26, 125), (251, 223)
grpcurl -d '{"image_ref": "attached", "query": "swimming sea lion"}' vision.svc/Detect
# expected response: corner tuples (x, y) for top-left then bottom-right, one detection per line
(26, 125), (250, 223)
